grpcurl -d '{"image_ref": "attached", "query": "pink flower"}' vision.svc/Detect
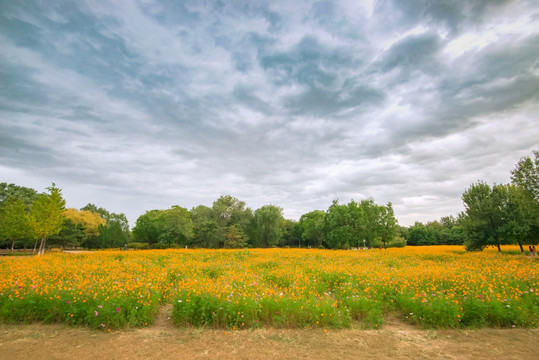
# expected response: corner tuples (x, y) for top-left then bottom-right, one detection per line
(95, 311), (99, 316)
(116, 308), (121, 312)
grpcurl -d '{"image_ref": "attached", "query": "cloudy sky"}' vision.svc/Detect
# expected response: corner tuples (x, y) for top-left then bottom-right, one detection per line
(1, 0), (538, 227)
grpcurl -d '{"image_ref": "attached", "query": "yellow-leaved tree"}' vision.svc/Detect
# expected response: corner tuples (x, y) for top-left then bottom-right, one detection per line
(63, 208), (106, 238)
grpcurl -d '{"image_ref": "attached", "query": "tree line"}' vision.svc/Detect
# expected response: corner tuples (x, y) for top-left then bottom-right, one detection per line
(401, 150), (539, 252)
(1, 150), (537, 254)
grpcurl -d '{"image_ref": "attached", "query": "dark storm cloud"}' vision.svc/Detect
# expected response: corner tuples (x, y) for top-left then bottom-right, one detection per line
(1, 0), (538, 225)
(374, 0), (516, 34)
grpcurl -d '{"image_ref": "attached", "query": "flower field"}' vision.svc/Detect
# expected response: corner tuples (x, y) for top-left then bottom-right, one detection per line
(0, 246), (537, 330)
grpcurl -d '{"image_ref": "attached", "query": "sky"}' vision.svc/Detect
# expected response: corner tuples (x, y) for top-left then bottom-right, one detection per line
(1, 0), (538, 227)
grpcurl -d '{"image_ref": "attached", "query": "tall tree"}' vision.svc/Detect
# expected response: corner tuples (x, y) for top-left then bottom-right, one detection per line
(299, 210), (325, 248)
(323, 200), (354, 249)
(379, 203), (398, 249)
(80, 203), (131, 247)
(498, 184), (539, 253)
(461, 182), (507, 251)
(132, 206), (193, 248)
(511, 150), (539, 201)
(281, 219), (302, 248)
(0, 182), (37, 209)
(251, 205), (284, 247)
(224, 224), (248, 248)
(0, 197), (34, 251)
(191, 205), (221, 248)
(158, 206), (193, 248)
(64, 208), (106, 238)
(132, 210), (163, 246)
(49, 219), (86, 249)
(29, 184), (66, 255)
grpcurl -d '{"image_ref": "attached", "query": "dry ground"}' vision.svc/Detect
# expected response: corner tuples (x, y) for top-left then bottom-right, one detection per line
(1, 306), (537, 360)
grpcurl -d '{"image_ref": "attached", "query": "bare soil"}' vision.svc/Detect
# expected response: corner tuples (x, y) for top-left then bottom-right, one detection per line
(1, 307), (537, 360)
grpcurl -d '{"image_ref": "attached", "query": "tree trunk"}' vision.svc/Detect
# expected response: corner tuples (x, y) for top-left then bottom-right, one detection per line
(518, 241), (524, 254)
(11, 238), (15, 253)
(32, 238), (38, 254)
(37, 237), (46, 256)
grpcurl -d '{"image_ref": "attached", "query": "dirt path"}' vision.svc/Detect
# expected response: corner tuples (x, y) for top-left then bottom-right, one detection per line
(0, 309), (537, 360)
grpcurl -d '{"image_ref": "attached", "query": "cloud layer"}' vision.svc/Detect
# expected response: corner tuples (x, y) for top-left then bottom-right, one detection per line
(1, 0), (538, 226)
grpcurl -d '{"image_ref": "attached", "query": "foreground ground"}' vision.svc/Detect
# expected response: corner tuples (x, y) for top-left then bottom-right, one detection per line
(1, 307), (537, 360)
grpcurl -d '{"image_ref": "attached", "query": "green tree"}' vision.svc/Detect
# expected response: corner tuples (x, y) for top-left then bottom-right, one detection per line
(323, 200), (354, 249)
(80, 203), (131, 248)
(511, 150), (538, 201)
(406, 222), (434, 246)
(224, 224), (248, 248)
(379, 203), (398, 249)
(0, 197), (34, 251)
(49, 219), (85, 249)
(300, 210), (325, 248)
(0, 182), (37, 209)
(498, 184), (539, 253)
(251, 205), (284, 247)
(281, 219), (302, 247)
(132, 207), (193, 248)
(191, 205), (221, 248)
(132, 210), (161, 246)
(461, 182), (507, 252)
(212, 195), (253, 246)
(29, 184), (66, 255)
(158, 206), (193, 248)
(357, 199), (384, 248)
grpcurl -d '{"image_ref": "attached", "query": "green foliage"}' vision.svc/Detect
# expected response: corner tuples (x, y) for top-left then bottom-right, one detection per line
(224, 225), (248, 248)
(511, 149), (539, 202)
(0, 182), (37, 210)
(281, 219), (302, 247)
(80, 203), (131, 248)
(461, 182), (538, 252)
(48, 219), (85, 249)
(300, 210), (325, 248)
(29, 184), (66, 255)
(0, 197), (34, 250)
(251, 205), (284, 247)
(133, 206), (193, 247)
(323, 199), (398, 249)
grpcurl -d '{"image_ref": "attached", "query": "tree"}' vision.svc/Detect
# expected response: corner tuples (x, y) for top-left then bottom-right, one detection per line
(323, 200), (354, 249)
(406, 222), (433, 246)
(0, 197), (34, 251)
(379, 203), (398, 249)
(132, 206), (193, 248)
(357, 199), (384, 248)
(80, 203), (131, 248)
(212, 195), (253, 246)
(191, 205), (221, 248)
(299, 210), (325, 248)
(224, 225), (248, 248)
(461, 182), (507, 251)
(251, 205), (284, 247)
(281, 219), (302, 247)
(498, 184), (539, 253)
(49, 219), (86, 249)
(29, 184), (66, 255)
(64, 208), (106, 238)
(132, 210), (163, 246)
(511, 150), (539, 201)
(0, 182), (37, 209)
(158, 206), (193, 248)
